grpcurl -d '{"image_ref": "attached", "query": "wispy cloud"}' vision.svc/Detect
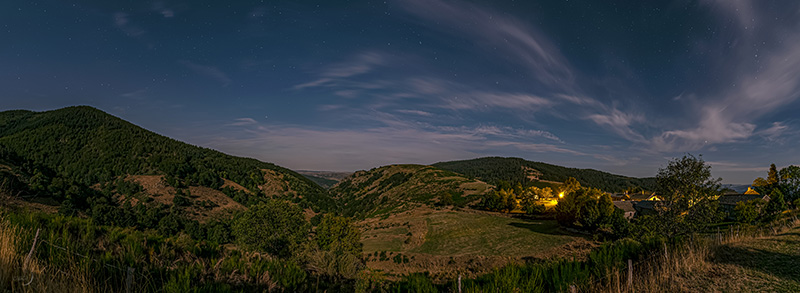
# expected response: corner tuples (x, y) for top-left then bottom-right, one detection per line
(757, 122), (789, 141)
(152, 2), (174, 18)
(587, 108), (646, 142)
(443, 92), (553, 111)
(706, 161), (772, 173)
(397, 0), (573, 90)
(294, 52), (387, 90)
(178, 61), (232, 86)
(228, 118), (258, 126)
(113, 13), (145, 37)
(652, 0), (800, 151)
(396, 109), (433, 117)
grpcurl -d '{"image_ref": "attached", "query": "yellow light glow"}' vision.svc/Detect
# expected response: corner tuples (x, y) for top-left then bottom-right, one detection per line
(558, 192), (564, 198)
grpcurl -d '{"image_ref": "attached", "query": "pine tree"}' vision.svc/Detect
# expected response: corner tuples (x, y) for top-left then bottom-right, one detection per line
(768, 163), (780, 185)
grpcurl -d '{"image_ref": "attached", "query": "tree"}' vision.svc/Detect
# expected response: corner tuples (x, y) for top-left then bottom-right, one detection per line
(779, 165), (800, 203)
(763, 188), (787, 219)
(635, 154), (723, 239)
(562, 177), (581, 196)
(752, 177), (769, 187)
(314, 214), (362, 257)
(656, 154), (721, 213)
(232, 200), (310, 257)
(438, 192), (454, 206)
(768, 163), (780, 185)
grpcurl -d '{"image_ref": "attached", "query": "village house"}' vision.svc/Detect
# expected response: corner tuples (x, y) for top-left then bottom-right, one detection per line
(629, 192), (661, 201)
(612, 201), (636, 219)
(718, 188), (770, 220)
(633, 200), (658, 216)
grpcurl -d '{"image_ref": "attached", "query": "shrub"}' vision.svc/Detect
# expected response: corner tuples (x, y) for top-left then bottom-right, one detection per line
(232, 200), (309, 257)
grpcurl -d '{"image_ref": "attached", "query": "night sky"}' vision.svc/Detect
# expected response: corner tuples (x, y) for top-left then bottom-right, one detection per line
(3, 0), (799, 184)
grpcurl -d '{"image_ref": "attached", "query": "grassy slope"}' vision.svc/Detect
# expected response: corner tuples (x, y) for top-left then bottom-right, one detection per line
(411, 211), (576, 256)
(359, 207), (589, 279)
(331, 164), (492, 218)
(433, 156), (656, 192)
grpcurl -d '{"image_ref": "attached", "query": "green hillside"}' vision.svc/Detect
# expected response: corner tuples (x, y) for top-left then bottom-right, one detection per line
(433, 157), (656, 192)
(0, 106), (332, 212)
(330, 164), (491, 218)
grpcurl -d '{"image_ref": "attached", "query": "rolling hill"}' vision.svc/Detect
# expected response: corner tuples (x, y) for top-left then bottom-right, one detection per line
(330, 164), (492, 218)
(0, 106), (333, 214)
(433, 157), (657, 192)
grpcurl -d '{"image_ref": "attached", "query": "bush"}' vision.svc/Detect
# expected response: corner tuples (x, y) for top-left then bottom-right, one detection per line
(172, 194), (191, 207)
(525, 203), (546, 215)
(735, 199), (764, 224)
(232, 200), (309, 257)
(314, 214), (362, 257)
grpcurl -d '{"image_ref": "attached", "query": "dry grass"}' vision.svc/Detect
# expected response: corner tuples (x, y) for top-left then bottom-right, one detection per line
(0, 218), (94, 292)
(588, 216), (800, 292)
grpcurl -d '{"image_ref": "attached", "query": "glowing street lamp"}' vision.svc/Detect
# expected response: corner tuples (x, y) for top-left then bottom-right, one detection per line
(558, 192), (565, 198)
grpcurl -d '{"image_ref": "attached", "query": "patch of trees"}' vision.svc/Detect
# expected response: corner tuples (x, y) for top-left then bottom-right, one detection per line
(752, 164), (800, 208)
(231, 200), (364, 284)
(477, 179), (573, 214)
(433, 157), (656, 193)
(555, 187), (630, 239)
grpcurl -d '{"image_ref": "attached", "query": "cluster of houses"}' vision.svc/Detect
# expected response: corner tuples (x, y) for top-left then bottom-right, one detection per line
(610, 187), (770, 220)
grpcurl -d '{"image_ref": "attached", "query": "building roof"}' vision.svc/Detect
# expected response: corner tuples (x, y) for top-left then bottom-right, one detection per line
(633, 200), (658, 211)
(612, 201), (635, 213)
(719, 194), (769, 206)
(629, 192), (659, 201)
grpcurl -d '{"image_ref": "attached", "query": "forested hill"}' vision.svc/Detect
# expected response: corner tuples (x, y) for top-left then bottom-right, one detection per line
(0, 106), (332, 211)
(433, 157), (656, 192)
(330, 164), (492, 218)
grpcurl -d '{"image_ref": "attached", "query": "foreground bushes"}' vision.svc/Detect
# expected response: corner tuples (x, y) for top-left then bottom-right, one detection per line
(0, 206), (363, 292)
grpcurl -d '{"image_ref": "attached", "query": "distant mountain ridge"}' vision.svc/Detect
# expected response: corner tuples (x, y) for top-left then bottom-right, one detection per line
(433, 157), (656, 192)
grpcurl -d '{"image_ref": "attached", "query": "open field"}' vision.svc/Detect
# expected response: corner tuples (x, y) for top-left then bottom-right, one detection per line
(412, 210), (577, 256)
(359, 207), (592, 279)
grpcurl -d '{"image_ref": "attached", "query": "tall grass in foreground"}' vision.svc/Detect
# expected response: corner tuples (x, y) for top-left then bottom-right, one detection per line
(0, 217), (94, 292)
(588, 213), (800, 292)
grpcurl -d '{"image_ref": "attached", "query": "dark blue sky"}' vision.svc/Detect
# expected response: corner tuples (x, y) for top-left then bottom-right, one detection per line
(3, 0), (799, 183)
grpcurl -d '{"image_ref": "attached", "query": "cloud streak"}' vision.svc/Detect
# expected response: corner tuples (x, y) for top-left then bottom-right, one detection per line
(397, 0), (574, 90)
(294, 52), (387, 90)
(652, 0), (800, 151)
(179, 61), (232, 86)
